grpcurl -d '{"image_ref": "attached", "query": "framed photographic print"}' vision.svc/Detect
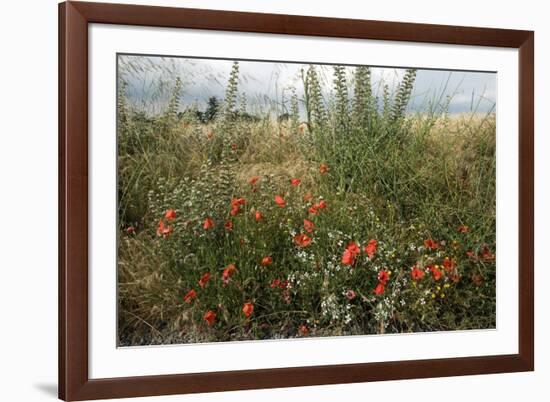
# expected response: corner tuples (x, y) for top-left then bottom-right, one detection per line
(59, 1), (534, 400)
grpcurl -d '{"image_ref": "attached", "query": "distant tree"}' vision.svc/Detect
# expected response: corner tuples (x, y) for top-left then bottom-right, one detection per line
(204, 96), (220, 123)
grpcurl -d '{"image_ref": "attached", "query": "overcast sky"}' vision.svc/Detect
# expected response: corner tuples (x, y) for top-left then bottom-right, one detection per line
(119, 54), (496, 116)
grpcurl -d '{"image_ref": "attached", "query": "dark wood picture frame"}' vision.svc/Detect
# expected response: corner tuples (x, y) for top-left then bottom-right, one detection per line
(59, 1), (534, 400)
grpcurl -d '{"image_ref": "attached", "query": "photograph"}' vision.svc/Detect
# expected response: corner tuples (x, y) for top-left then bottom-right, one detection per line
(116, 54), (497, 346)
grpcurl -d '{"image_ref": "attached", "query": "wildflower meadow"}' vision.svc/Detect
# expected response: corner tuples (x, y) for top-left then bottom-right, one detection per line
(117, 56), (496, 346)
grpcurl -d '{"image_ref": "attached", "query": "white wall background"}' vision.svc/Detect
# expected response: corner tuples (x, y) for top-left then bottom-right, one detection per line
(0, 0), (545, 401)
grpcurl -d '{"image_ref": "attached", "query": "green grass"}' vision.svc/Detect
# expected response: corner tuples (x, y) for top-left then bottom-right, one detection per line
(117, 64), (496, 346)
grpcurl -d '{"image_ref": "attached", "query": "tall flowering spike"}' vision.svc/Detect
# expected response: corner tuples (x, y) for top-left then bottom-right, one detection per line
(274, 195), (286, 208)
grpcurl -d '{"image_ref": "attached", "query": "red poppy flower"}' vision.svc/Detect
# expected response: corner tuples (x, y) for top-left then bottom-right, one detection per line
(345, 290), (356, 300)
(274, 195), (286, 208)
(364, 239), (378, 259)
(198, 272), (211, 288)
(411, 265), (425, 281)
(424, 238), (438, 250)
(303, 219), (315, 233)
(156, 219), (164, 237)
(480, 245), (495, 261)
(429, 265), (443, 281)
(294, 233), (312, 248)
(290, 178), (301, 186)
(308, 205), (319, 215)
(231, 197), (246, 207)
(222, 264), (237, 284)
(319, 163), (329, 174)
(374, 283), (385, 295)
(156, 219), (173, 238)
(443, 257), (455, 272)
(204, 310), (217, 325)
(255, 211), (263, 222)
(346, 241), (361, 256)
(224, 220), (233, 231)
(242, 302), (254, 318)
(318, 200), (327, 209)
(303, 192), (313, 202)
(341, 249), (356, 266)
(206, 131), (214, 140)
(472, 274), (484, 286)
(298, 325), (310, 335)
(230, 206), (240, 216)
(183, 289), (197, 303)
(165, 209), (176, 220)
(466, 250), (477, 260)
(261, 256), (273, 266)
(458, 225), (469, 233)
(203, 217), (215, 230)
(231, 143), (237, 151)
(126, 226), (135, 235)
(249, 176), (260, 185)
(378, 269), (390, 285)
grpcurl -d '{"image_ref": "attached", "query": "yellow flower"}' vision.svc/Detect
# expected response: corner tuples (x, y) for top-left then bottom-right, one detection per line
(444, 283), (450, 289)
(440, 293), (446, 298)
